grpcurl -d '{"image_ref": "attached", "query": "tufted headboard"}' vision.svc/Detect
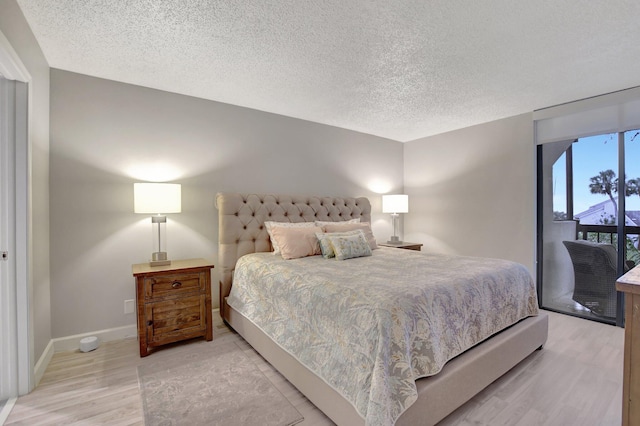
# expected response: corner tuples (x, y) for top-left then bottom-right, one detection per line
(216, 193), (372, 319)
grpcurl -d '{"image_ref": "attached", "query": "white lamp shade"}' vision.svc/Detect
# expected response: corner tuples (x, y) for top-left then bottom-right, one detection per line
(134, 183), (182, 214)
(382, 194), (408, 214)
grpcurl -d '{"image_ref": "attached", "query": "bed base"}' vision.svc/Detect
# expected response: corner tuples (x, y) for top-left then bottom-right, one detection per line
(226, 304), (548, 426)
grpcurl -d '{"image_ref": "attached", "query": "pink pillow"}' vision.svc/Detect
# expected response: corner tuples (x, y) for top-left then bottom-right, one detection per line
(269, 226), (323, 260)
(322, 222), (378, 250)
(265, 221), (317, 255)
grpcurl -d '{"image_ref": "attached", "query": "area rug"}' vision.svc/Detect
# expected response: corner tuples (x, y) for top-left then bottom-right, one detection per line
(137, 336), (304, 426)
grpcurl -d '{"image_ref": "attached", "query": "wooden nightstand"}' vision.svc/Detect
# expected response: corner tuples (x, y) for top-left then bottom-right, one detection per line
(378, 242), (423, 251)
(132, 258), (214, 357)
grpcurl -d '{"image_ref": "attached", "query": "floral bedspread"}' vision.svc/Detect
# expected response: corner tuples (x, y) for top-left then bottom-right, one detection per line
(227, 247), (539, 426)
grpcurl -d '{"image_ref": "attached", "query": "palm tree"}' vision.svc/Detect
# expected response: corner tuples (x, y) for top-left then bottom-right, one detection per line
(589, 169), (618, 222)
(626, 178), (640, 197)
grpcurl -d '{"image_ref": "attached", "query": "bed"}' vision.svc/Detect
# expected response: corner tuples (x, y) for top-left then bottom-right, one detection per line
(217, 193), (548, 426)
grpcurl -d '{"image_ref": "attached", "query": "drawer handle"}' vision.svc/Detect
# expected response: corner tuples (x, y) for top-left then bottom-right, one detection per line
(172, 281), (182, 289)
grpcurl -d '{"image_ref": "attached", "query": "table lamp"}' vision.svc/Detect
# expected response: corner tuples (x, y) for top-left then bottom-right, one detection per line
(382, 194), (408, 244)
(134, 182), (181, 266)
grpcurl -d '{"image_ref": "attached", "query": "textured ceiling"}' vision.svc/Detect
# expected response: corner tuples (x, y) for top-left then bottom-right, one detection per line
(15, 0), (640, 142)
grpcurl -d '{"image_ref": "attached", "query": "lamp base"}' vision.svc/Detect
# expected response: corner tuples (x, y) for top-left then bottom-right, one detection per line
(387, 236), (403, 244)
(150, 252), (171, 267)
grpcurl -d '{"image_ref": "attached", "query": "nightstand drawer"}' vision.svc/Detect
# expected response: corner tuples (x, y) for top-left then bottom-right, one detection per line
(144, 272), (204, 299)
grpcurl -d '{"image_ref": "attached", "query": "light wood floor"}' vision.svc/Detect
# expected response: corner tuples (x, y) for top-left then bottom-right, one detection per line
(4, 310), (623, 426)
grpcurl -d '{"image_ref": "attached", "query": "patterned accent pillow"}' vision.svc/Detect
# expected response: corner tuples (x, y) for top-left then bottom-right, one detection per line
(322, 222), (378, 250)
(265, 221), (316, 255)
(316, 230), (363, 259)
(326, 231), (372, 261)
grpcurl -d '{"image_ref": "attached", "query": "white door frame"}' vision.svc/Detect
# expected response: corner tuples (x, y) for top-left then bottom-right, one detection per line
(0, 28), (33, 397)
(0, 74), (19, 401)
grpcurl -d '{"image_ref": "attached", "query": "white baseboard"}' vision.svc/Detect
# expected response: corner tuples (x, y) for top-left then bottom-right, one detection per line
(0, 397), (17, 425)
(31, 309), (222, 393)
(52, 324), (137, 353)
(30, 324), (136, 394)
(33, 339), (54, 387)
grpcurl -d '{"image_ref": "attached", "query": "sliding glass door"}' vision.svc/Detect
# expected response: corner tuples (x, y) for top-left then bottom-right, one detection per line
(538, 129), (640, 326)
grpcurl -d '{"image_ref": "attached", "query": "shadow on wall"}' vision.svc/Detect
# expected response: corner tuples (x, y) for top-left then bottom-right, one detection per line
(49, 151), (219, 336)
(49, 146), (400, 339)
(403, 148), (534, 273)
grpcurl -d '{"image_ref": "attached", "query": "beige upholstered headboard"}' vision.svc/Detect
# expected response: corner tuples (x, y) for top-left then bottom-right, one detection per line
(216, 193), (372, 319)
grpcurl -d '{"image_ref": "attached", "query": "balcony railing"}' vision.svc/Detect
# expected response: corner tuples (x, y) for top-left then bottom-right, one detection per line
(575, 224), (640, 267)
(576, 224), (640, 244)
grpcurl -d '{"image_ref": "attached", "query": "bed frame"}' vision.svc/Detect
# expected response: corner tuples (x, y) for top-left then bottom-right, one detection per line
(217, 193), (548, 425)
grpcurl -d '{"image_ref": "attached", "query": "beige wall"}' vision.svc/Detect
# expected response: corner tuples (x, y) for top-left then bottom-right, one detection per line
(49, 69), (403, 338)
(50, 69), (538, 339)
(0, 0), (51, 363)
(2, 1), (538, 343)
(403, 113), (536, 276)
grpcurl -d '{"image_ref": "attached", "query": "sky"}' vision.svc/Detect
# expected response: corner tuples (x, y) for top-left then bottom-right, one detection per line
(553, 129), (640, 216)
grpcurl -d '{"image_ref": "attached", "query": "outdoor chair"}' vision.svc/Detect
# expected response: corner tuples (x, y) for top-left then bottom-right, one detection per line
(562, 240), (633, 318)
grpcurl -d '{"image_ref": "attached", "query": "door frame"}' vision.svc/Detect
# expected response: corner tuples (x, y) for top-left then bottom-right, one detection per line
(537, 134), (632, 327)
(0, 28), (33, 397)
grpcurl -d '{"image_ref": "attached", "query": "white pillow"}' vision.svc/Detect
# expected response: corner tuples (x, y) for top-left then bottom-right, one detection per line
(314, 218), (360, 227)
(265, 221), (316, 255)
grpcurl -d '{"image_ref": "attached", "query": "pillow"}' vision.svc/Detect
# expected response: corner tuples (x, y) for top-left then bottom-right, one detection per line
(265, 221), (316, 255)
(314, 218), (360, 227)
(325, 231), (372, 261)
(316, 230), (363, 259)
(269, 226), (323, 260)
(322, 222), (378, 250)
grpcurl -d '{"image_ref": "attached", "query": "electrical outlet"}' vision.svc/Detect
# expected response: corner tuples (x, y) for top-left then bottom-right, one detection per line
(124, 299), (135, 314)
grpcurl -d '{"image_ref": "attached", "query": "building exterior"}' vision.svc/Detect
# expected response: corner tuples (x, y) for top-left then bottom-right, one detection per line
(574, 198), (640, 226)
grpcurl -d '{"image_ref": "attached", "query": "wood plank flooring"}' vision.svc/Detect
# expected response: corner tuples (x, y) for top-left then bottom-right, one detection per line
(4, 310), (623, 425)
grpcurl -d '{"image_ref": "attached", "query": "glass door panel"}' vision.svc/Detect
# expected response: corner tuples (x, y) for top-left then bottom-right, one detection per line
(539, 132), (625, 325)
